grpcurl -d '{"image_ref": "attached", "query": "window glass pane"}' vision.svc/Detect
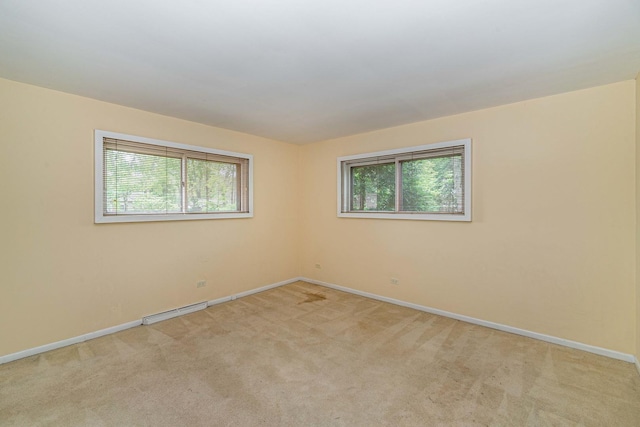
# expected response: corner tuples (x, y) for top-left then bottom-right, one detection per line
(186, 158), (239, 212)
(350, 163), (395, 211)
(401, 155), (463, 213)
(104, 149), (182, 214)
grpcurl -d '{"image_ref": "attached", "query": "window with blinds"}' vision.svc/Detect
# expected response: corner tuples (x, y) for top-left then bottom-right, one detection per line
(95, 130), (252, 223)
(337, 139), (471, 221)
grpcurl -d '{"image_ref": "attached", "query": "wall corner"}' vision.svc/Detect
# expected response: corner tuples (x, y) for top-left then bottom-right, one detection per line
(635, 72), (640, 364)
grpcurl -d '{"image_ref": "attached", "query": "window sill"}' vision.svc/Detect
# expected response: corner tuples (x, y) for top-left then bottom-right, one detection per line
(95, 212), (253, 224)
(337, 212), (470, 222)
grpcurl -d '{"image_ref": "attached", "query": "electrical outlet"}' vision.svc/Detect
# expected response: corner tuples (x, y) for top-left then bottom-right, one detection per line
(315, 263), (321, 269)
(196, 280), (207, 288)
(390, 278), (399, 285)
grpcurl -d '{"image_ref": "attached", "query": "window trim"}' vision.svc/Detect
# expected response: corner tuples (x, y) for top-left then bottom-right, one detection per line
(337, 138), (471, 221)
(94, 130), (253, 223)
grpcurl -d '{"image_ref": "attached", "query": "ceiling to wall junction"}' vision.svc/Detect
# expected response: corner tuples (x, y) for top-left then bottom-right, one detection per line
(0, 0), (638, 143)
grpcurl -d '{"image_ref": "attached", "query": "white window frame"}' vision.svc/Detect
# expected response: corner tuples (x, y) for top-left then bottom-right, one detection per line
(95, 130), (253, 223)
(337, 138), (471, 221)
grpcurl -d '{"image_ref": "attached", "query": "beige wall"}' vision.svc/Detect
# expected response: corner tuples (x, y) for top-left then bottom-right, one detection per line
(1, 77), (638, 359)
(300, 81), (637, 354)
(0, 78), (300, 356)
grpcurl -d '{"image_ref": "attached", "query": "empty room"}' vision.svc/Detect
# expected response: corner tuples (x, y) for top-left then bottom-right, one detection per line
(1, 1), (640, 425)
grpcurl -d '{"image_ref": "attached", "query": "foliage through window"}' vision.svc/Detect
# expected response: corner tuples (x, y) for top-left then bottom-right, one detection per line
(95, 131), (252, 223)
(338, 139), (471, 221)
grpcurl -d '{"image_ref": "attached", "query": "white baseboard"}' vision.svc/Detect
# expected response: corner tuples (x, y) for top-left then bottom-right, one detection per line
(207, 276), (303, 306)
(0, 277), (304, 366)
(0, 320), (142, 365)
(302, 277), (636, 364)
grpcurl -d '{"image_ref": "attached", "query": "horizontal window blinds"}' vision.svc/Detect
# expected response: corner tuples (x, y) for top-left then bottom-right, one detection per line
(104, 139), (182, 215)
(103, 138), (248, 216)
(342, 145), (465, 166)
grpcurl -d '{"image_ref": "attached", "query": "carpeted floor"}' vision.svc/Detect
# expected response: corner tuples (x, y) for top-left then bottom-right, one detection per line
(1, 281), (639, 426)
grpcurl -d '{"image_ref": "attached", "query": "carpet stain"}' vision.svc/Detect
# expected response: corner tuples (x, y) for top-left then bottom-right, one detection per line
(298, 292), (326, 304)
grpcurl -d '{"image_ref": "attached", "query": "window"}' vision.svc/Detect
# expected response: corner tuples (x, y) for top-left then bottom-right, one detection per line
(95, 130), (252, 223)
(338, 139), (471, 221)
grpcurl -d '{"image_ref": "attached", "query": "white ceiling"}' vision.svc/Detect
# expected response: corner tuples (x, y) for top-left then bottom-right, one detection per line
(1, 1), (639, 144)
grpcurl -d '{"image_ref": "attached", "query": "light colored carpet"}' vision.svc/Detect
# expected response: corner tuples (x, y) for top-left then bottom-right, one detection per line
(1, 281), (639, 426)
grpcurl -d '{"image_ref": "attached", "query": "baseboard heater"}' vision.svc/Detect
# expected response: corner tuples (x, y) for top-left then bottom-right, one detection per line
(142, 301), (208, 325)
